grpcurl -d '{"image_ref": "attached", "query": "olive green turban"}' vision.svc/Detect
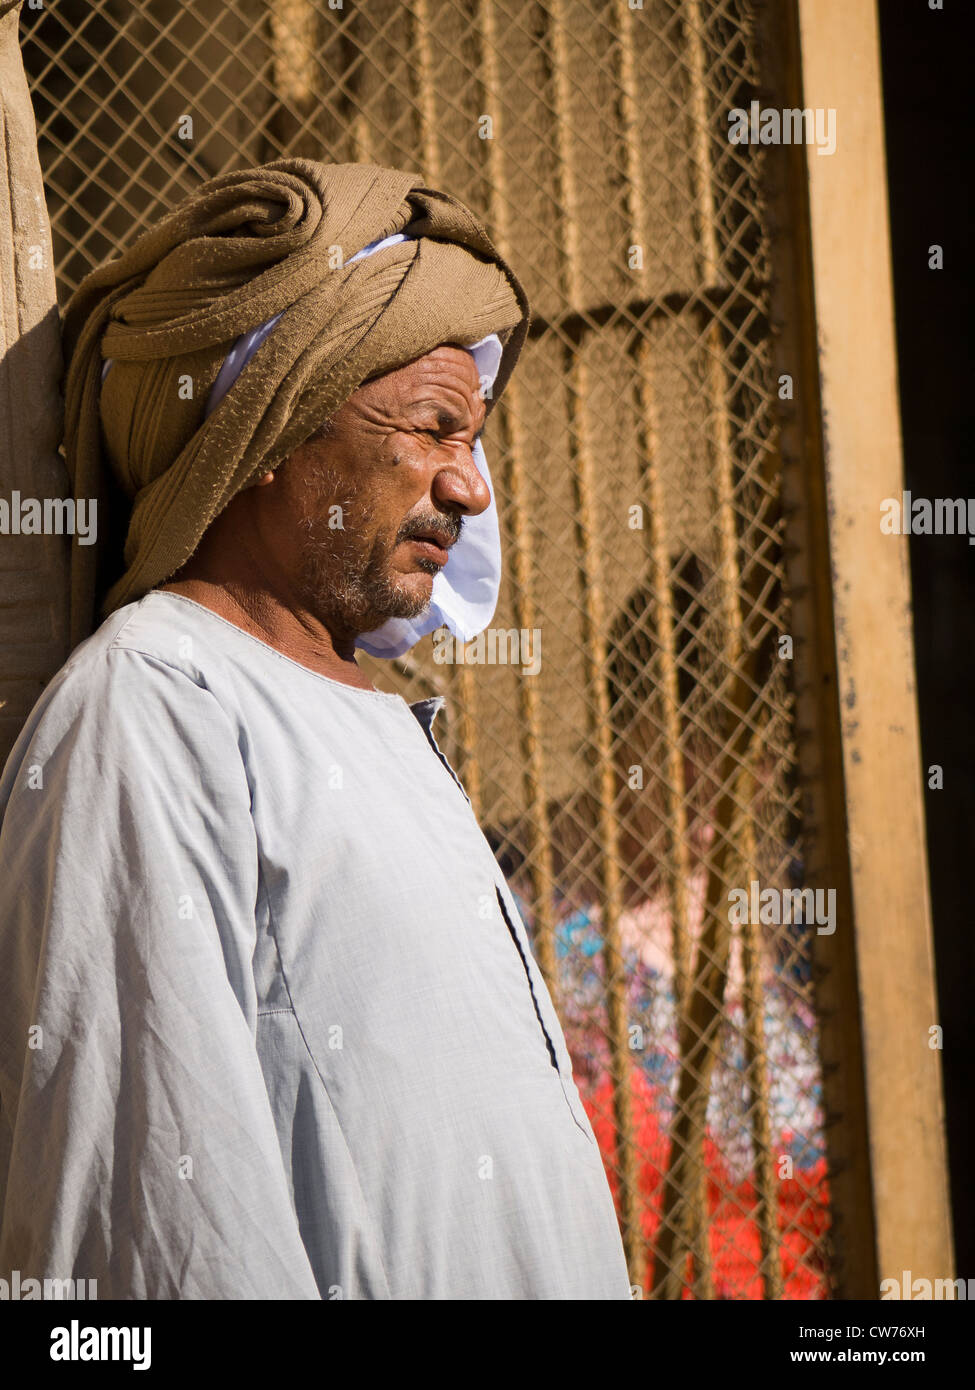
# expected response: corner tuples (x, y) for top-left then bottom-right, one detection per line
(61, 158), (531, 648)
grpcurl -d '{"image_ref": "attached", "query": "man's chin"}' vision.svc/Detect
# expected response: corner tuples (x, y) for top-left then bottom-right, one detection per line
(298, 554), (436, 633)
(383, 579), (436, 623)
(355, 571), (435, 629)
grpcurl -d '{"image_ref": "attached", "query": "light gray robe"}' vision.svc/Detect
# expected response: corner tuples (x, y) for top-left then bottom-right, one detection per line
(0, 591), (632, 1299)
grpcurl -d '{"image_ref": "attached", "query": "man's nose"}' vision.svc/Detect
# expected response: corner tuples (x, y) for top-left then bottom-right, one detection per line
(430, 443), (492, 517)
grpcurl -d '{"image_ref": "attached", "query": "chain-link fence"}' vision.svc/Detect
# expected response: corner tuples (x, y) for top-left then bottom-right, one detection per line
(21, 0), (832, 1298)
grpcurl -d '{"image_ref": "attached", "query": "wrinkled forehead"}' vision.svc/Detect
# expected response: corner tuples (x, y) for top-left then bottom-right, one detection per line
(361, 334), (502, 405)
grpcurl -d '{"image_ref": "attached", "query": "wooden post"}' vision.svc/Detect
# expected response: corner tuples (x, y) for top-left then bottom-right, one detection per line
(759, 0), (955, 1295)
(0, 0), (68, 764)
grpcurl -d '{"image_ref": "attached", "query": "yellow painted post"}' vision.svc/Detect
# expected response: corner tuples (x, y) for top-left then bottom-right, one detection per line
(791, 0), (954, 1292)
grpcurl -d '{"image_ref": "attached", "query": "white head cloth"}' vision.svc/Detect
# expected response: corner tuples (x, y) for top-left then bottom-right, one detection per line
(105, 232), (503, 660)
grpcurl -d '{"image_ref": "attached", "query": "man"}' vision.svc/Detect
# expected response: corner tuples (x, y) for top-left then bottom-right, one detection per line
(0, 160), (632, 1299)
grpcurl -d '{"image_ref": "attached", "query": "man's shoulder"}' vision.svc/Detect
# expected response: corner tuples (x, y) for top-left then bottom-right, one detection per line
(98, 590), (222, 675)
(46, 594), (212, 704)
(2, 595), (235, 780)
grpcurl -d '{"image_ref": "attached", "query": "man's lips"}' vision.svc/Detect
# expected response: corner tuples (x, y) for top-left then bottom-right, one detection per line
(402, 527), (456, 565)
(405, 536), (450, 565)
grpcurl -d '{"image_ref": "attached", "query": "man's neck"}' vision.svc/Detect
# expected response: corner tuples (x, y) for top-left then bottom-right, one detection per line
(159, 575), (379, 692)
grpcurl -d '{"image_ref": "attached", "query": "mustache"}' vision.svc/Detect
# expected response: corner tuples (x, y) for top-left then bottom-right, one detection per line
(397, 513), (463, 548)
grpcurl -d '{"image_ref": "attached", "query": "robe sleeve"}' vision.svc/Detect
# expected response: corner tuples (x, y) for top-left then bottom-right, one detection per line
(0, 646), (322, 1298)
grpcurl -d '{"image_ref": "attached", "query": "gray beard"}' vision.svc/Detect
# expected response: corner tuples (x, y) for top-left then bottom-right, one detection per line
(293, 458), (437, 637)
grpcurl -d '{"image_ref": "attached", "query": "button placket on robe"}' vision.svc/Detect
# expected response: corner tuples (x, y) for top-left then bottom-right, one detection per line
(410, 693), (598, 1145)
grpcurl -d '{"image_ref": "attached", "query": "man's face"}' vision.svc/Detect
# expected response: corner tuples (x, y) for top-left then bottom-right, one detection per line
(271, 345), (490, 640)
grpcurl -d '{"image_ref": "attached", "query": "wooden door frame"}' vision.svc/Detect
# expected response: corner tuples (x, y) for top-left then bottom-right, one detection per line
(756, 0), (954, 1297)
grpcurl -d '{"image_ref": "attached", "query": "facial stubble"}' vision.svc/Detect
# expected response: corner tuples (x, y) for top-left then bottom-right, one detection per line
(294, 456), (440, 634)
